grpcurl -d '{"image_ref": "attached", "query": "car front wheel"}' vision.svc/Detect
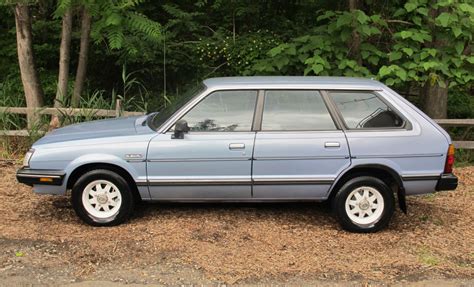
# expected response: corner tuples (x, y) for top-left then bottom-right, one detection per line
(333, 176), (395, 233)
(71, 169), (135, 226)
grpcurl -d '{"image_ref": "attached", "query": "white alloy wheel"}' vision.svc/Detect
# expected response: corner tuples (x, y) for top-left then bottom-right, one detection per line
(81, 180), (122, 220)
(344, 186), (384, 227)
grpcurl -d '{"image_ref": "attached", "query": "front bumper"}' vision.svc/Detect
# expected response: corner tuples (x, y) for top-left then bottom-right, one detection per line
(16, 168), (65, 186)
(435, 173), (458, 191)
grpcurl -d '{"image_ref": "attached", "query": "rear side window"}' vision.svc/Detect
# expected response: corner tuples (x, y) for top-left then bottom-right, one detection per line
(330, 92), (405, 129)
(261, 90), (336, 131)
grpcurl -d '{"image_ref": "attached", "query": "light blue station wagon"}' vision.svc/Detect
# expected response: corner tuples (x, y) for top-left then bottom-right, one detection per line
(17, 77), (458, 232)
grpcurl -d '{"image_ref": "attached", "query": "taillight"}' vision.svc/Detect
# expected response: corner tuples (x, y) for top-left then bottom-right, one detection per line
(444, 144), (455, 174)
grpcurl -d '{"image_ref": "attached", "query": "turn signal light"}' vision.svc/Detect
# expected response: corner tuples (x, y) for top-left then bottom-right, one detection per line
(39, 177), (53, 183)
(444, 144), (455, 174)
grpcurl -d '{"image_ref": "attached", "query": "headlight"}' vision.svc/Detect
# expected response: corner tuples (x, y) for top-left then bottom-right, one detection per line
(22, 149), (34, 167)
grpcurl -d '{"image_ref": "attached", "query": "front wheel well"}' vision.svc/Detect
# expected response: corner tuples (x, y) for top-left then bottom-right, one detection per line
(66, 163), (141, 201)
(329, 166), (403, 200)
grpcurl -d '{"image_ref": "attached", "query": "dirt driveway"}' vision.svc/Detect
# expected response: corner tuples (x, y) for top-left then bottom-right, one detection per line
(0, 162), (473, 285)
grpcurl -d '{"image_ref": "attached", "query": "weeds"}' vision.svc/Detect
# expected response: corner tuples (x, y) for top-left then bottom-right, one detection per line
(418, 246), (441, 266)
(0, 66), (150, 157)
(455, 149), (474, 167)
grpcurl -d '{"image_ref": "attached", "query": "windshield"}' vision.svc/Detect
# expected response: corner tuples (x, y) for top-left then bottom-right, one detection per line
(148, 83), (205, 131)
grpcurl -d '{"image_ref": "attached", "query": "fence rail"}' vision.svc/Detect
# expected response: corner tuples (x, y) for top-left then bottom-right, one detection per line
(0, 100), (146, 137)
(0, 105), (472, 149)
(434, 119), (473, 149)
(0, 100), (144, 118)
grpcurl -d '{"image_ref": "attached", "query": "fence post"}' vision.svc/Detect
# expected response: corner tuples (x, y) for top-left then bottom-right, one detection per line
(115, 99), (122, 117)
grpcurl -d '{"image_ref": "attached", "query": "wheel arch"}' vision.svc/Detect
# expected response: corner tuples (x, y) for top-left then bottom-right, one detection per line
(329, 164), (404, 198)
(66, 162), (142, 201)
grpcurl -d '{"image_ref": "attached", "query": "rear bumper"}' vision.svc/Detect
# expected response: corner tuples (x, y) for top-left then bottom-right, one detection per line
(16, 168), (65, 186)
(435, 173), (458, 191)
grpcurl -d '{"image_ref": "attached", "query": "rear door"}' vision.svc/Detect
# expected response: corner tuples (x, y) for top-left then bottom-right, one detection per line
(252, 90), (351, 199)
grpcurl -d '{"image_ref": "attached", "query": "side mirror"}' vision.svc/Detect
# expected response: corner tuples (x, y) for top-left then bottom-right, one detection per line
(172, 119), (189, 139)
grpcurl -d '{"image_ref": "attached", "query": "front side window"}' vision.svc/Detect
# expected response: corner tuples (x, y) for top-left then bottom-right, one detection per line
(261, 90), (336, 131)
(180, 90), (257, 132)
(330, 92), (405, 129)
(150, 83), (205, 130)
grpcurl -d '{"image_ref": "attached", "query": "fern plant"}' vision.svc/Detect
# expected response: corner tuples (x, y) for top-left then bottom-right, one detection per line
(90, 0), (162, 55)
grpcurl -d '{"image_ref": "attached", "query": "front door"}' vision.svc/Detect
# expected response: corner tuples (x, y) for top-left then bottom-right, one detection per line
(147, 90), (258, 200)
(252, 90), (351, 199)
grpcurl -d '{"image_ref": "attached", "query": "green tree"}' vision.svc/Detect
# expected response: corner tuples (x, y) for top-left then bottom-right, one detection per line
(378, 0), (473, 118)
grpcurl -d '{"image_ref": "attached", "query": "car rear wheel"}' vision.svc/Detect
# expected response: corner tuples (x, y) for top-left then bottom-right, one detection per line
(333, 176), (394, 233)
(71, 169), (134, 226)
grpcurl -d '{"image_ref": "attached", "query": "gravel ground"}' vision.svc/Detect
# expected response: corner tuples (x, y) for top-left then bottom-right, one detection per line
(0, 162), (473, 286)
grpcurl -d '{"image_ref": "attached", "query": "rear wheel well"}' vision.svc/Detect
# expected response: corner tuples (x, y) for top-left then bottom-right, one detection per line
(329, 166), (402, 201)
(67, 163), (141, 201)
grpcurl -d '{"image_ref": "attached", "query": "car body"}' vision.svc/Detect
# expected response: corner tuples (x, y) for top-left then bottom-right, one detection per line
(17, 77), (458, 232)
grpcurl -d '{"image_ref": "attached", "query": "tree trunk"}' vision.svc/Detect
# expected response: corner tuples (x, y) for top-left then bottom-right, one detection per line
(348, 0), (362, 66)
(422, 81), (448, 119)
(421, 1), (448, 119)
(14, 4), (44, 128)
(72, 7), (91, 107)
(50, 8), (73, 130)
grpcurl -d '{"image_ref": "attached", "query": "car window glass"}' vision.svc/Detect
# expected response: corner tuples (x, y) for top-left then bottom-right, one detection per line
(330, 92), (404, 129)
(150, 83), (205, 130)
(180, 90), (257, 132)
(261, 90), (336, 131)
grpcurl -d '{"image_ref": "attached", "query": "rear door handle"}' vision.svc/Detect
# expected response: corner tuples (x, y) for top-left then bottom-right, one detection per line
(325, 142), (340, 148)
(229, 143), (245, 150)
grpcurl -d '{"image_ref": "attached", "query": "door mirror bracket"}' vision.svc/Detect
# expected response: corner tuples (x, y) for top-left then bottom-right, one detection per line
(172, 119), (190, 139)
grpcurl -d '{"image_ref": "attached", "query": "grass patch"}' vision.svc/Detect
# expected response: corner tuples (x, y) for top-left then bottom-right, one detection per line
(419, 214), (430, 222)
(418, 246), (441, 266)
(423, 193), (437, 201)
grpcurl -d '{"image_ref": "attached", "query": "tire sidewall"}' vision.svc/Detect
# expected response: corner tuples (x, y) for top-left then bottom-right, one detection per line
(333, 176), (395, 233)
(71, 169), (134, 226)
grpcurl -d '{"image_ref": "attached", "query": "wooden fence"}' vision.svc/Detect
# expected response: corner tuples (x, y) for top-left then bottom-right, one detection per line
(434, 119), (474, 149)
(0, 100), (145, 136)
(0, 103), (472, 149)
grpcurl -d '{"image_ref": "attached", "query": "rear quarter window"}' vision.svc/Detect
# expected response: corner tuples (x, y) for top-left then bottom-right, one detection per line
(330, 92), (406, 129)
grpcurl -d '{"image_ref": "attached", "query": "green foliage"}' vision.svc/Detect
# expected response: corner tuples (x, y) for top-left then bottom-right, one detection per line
(252, 9), (386, 77)
(379, 0), (474, 87)
(91, 0), (162, 57)
(59, 65), (148, 126)
(0, 76), (26, 131)
(198, 30), (282, 76)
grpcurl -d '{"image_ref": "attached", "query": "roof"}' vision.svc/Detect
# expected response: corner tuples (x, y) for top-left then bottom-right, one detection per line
(203, 76), (384, 90)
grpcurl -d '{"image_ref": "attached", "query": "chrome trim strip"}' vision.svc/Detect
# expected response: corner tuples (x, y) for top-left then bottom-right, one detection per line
(17, 174), (62, 179)
(353, 153), (443, 159)
(137, 177), (334, 186)
(145, 178), (250, 186)
(143, 198), (326, 202)
(147, 157), (251, 162)
(148, 178), (250, 183)
(254, 156), (348, 160)
(126, 159), (146, 163)
(253, 177), (334, 185)
(253, 181), (333, 185)
(402, 174), (440, 181)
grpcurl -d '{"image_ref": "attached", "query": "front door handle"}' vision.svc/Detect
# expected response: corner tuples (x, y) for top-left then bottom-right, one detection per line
(325, 142), (340, 148)
(229, 143), (245, 150)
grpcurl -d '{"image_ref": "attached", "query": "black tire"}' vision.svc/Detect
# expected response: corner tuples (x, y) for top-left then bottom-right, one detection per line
(332, 176), (395, 233)
(71, 169), (135, 226)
